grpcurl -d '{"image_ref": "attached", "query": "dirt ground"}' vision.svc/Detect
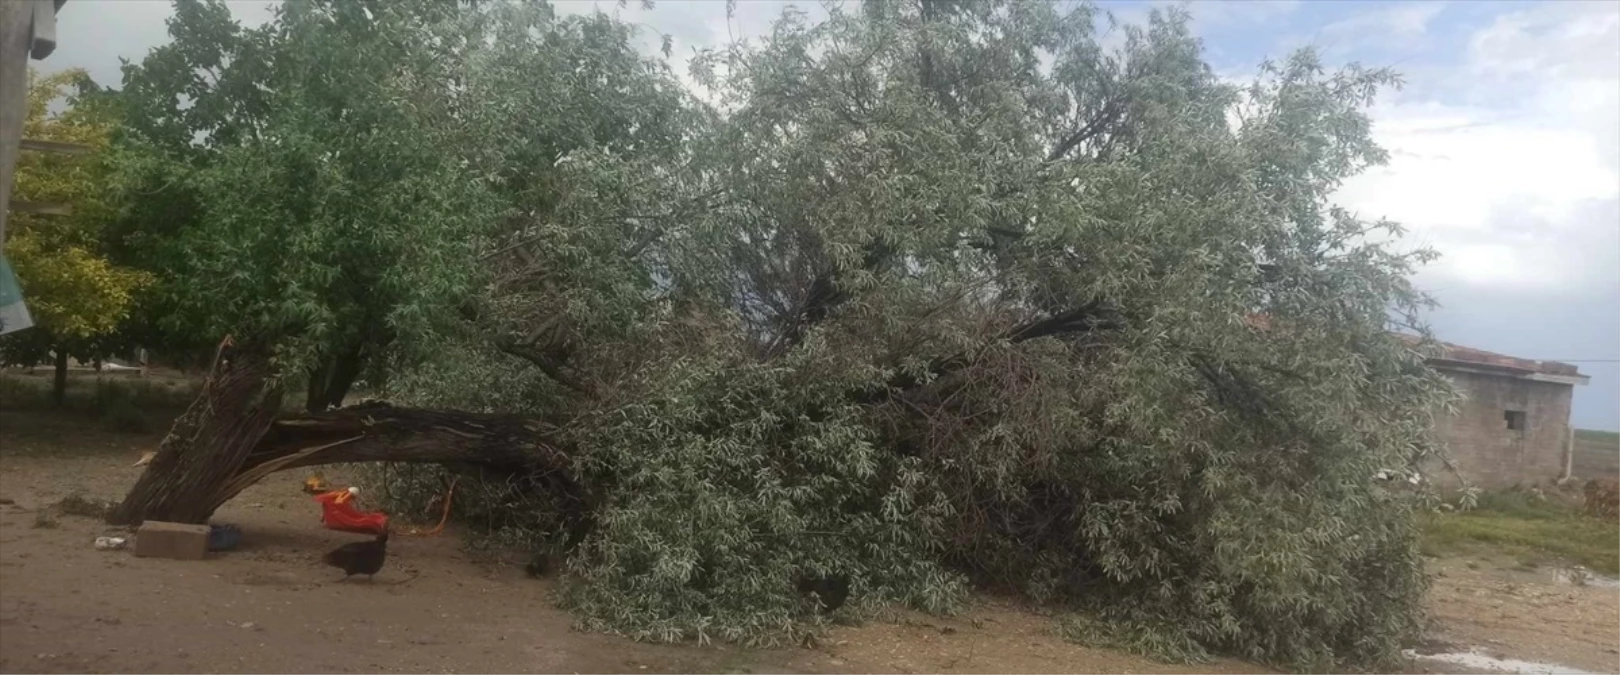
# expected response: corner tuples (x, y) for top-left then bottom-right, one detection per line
(1, 409), (1616, 674)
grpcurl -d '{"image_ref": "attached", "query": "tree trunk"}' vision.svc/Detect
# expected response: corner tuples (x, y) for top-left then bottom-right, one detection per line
(109, 338), (576, 526)
(322, 346), (364, 409)
(304, 344), (364, 412)
(305, 360), (331, 413)
(51, 348), (66, 408)
(107, 339), (284, 526)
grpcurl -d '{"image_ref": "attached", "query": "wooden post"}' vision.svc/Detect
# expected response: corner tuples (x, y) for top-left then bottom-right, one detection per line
(0, 2), (32, 246)
(0, 0), (63, 246)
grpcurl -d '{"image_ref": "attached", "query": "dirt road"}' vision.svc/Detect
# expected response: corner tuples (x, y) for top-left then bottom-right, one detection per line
(1, 410), (1614, 674)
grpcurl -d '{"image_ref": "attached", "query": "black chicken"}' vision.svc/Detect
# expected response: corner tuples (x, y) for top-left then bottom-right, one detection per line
(794, 573), (850, 613)
(323, 530), (388, 581)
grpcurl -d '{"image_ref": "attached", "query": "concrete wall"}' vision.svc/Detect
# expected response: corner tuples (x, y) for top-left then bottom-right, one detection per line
(1430, 368), (1574, 490)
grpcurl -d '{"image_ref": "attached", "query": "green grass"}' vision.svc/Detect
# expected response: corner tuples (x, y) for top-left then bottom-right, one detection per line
(0, 371), (196, 432)
(1576, 429), (1619, 445)
(54, 493), (117, 520)
(1423, 490), (1619, 576)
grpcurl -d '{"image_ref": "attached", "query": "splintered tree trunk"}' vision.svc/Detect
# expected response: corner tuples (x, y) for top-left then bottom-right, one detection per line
(107, 339), (284, 526)
(108, 337), (581, 527)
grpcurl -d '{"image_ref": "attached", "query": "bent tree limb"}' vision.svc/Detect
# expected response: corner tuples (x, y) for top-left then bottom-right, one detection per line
(108, 338), (573, 527)
(203, 402), (574, 517)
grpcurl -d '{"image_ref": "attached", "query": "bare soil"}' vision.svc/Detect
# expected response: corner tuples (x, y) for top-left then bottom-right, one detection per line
(1416, 558), (1620, 673)
(1, 409), (1615, 674)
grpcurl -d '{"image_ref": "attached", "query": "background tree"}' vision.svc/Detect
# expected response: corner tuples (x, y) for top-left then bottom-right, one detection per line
(0, 68), (152, 406)
(109, 0), (498, 412)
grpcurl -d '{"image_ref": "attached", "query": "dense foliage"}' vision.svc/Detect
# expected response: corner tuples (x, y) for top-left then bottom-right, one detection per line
(105, 0), (1454, 670)
(109, 0), (499, 408)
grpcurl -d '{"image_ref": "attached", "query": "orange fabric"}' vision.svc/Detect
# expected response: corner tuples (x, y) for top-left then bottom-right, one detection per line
(414, 476), (458, 537)
(313, 489), (389, 534)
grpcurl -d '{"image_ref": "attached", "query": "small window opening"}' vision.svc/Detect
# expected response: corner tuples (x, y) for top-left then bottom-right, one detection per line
(1504, 410), (1527, 432)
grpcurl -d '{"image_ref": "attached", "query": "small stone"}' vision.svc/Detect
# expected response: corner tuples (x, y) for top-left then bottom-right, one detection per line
(240, 622), (256, 630)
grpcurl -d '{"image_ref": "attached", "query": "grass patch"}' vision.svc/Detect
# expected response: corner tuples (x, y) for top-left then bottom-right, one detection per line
(1, 372), (194, 435)
(55, 494), (116, 520)
(1423, 490), (1620, 575)
(0, 372), (198, 417)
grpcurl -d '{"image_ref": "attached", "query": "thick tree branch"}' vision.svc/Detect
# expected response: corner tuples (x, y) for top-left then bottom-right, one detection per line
(496, 337), (594, 396)
(762, 239), (894, 360)
(1046, 100), (1123, 163)
(207, 402), (577, 521)
(854, 301), (1122, 404)
(247, 402), (568, 473)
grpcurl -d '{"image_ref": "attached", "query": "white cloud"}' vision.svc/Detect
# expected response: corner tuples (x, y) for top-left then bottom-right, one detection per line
(43, 1), (278, 88)
(1321, 1), (1446, 45)
(1334, 2), (1620, 294)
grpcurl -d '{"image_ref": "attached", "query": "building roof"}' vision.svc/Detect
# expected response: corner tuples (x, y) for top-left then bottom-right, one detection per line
(1243, 314), (1587, 384)
(1392, 333), (1587, 383)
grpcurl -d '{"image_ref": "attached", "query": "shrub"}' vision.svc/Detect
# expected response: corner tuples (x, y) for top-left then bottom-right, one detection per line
(1583, 478), (1618, 520)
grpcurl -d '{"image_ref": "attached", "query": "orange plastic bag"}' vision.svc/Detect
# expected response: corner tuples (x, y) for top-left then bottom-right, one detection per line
(313, 488), (389, 535)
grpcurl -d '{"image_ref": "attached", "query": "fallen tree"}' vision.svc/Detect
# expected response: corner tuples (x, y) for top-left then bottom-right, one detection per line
(108, 338), (572, 527)
(108, 299), (1106, 528)
(103, 1), (1458, 671)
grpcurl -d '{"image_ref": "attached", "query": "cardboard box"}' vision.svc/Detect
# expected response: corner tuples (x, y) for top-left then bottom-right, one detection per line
(133, 521), (209, 560)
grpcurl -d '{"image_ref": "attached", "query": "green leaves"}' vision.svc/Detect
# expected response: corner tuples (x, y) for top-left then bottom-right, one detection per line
(2, 69), (152, 366)
(112, 0), (500, 387)
(506, 1), (1442, 668)
(101, 0), (1447, 668)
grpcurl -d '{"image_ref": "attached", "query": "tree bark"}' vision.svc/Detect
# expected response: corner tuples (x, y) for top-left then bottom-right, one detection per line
(51, 347), (66, 408)
(304, 343), (368, 412)
(304, 360), (330, 413)
(321, 345), (363, 409)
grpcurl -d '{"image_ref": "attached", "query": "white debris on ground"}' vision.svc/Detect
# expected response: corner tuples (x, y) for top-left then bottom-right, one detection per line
(1405, 648), (1602, 675)
(1553, 567), (1620, 589)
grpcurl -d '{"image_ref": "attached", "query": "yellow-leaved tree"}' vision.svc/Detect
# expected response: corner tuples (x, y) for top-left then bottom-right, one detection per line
(1, 68), (152, 406)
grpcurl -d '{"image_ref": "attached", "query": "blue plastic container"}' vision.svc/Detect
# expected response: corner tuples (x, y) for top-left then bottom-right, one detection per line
(207, 523), (242, 552)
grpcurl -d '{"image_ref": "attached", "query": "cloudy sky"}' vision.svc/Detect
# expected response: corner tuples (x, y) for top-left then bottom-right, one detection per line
(40, 0), (1620, 429)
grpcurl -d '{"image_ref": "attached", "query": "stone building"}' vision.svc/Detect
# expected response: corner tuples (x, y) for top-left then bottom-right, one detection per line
(1417, 339), (1590, 489)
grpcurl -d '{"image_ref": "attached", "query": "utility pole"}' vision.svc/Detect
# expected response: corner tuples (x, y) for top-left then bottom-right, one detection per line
(0, 0), (65, 334)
